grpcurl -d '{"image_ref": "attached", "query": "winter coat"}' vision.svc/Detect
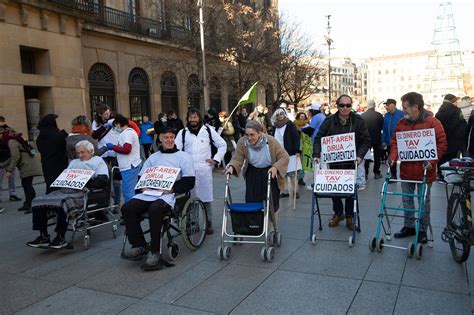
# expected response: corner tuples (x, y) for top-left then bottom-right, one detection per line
(5, 139), (42, 178)
(228, 135), (289, 191)
(139, 121), (154, 144)
(36, 116), (68, 187)
(435, 101), (466, 155)
(361, 108), (384, 145)
(388, 111), (447, 183)
(270, 120), (301, 156)
(167, 118), (185, 132)
(313, 111), (371, 161)
(382, 109), (404, 145)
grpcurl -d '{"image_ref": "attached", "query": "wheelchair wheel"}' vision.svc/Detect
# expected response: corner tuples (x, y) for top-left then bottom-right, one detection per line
(180, 196), (207, 251)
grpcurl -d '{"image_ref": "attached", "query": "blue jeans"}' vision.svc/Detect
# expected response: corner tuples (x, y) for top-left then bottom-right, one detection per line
(401, 182), (431, 231)
(120, 165), (140, 203)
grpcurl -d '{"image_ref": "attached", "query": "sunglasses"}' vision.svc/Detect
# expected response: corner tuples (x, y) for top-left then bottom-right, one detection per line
(338, 103), (352, 108)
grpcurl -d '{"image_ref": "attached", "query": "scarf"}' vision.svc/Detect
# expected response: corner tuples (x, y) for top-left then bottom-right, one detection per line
(159, 145), (178, 154)
(294, 119), (307, 128)
(274, 117), (289, 129)
(0, 131), (31, 155)
(244, 133), (267, 151)
(71, 124), (91, 135)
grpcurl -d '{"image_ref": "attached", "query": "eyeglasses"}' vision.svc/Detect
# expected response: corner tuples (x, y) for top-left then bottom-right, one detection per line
(338, 103), (352, 108)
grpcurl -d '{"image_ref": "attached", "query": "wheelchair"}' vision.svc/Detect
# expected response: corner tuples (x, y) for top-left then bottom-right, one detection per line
(120, 192), (208, 261)
(48, 167), (120, 249)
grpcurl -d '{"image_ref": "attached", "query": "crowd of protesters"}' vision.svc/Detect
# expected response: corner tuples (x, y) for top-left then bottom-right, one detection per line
(0, 91), (472, 266)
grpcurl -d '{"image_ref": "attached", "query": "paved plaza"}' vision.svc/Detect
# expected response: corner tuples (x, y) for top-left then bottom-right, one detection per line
(1, 168), (473, 314)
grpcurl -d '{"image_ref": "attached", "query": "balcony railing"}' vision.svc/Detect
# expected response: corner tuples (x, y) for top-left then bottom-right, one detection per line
(48, 0), (168, 40)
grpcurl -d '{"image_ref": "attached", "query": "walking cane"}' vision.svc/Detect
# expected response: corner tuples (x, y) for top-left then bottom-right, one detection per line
(293, 153), (299, 211)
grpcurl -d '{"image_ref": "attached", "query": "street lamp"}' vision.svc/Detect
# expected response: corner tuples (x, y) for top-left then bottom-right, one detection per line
(197, 0), (209, 110)
(325, 15), (333, 105)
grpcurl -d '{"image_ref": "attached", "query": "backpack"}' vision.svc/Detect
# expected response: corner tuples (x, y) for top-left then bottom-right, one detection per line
(181, 125), (217, 159)
(0, 142), (11, 163)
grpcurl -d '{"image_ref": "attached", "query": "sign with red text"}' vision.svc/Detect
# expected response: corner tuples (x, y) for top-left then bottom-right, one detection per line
(50, 169), (95, 190)
(314, 169), (355, 194)
(135, 166), (181, 191)
(321, 132), (356, 163)
(396, 128), (437, 162)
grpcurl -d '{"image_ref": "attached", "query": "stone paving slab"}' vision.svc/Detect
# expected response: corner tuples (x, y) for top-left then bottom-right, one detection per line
(120, 300), (213, 315)
(347, 281), (399, 314)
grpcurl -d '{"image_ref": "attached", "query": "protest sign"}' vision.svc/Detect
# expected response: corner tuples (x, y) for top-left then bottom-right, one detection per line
(396, 128), (437, 162)
(135, 166), (181, 191)
(50, 169), (95, 190)
(313, 169), (355, 194)
(321, 132), (356, 163)
(301, 133), (313, 172)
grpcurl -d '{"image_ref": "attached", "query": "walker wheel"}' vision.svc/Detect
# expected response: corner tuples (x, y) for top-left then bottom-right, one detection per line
(428, 240), (434, 248)
(276, 232), (282, 247)
(348, 236), (354, 248)
(83, 235), (90, 250)
(217, 246), (224, 260)
(266, 247), (275, 262)
(311, 234), (317, 245)
(385, 235), (392, 241)
(376, 238), (384, 252)
(112, 224), (118, 238)
(168, 243), (180, 261)
(369, 237), (376, 251)
(223, 246), (231, 260)
(260, 247), (267, 262)
(268, 231), (275, 245)
(415, 243), (423, 260)
(407, 241), (415, 258)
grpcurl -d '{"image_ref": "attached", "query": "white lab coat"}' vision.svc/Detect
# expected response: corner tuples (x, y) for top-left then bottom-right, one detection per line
(176, 125), (227, 202)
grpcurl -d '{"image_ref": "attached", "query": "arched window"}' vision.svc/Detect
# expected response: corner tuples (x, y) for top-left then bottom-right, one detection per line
(129, 67), (150, 123)
(265, 83), (274, 106)
(209, 77), (221, 112)
(187, 74), (201, 110)
(161, 71), (179, 114)
(88, 62), (116, 117)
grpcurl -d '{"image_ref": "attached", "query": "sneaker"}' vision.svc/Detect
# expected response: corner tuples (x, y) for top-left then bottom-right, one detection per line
(280, 192), (290, 198)
(9, 195), (22, 201)
(346, 216), (353, 230)
(49, 235), (68, 249)
(374, 174), (383, 179)
(357, 185), (366, 191)
(206, 221), (214, 235)
(394, 226), (416, 238)
(0, 207), (4, 214)
(298, 179), (306, 186)
(27, 235), (50, 248)
(328, 214), (345, 227)
(122, 246), (148, 261)
(141, 252), (175, 271)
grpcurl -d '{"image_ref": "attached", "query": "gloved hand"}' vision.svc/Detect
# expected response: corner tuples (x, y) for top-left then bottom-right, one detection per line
(106, 143), (114, 150)
(356, 157), (362, 165)
(313, 157), (320, 165)
(104, 121), (113, 128)
(423, 161), (432, 170)
(387, 160), (394, 167)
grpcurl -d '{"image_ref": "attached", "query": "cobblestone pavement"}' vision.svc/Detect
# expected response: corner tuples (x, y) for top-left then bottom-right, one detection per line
(1, 167), (473, 314)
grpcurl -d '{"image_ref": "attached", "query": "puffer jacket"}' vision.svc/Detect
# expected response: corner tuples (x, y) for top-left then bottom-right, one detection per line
(388, 111), (447, 183)
(313, 111), (371, 161)
(435, 101), (466, 154)
(382, 109), (404, 145)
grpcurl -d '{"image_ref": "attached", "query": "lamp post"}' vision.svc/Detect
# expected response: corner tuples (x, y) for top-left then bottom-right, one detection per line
(325, 15), (333, 105)
(197, 0), (209, 110)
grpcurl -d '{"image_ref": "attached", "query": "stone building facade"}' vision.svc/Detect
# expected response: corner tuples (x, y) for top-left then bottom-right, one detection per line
(0, 0), (279, 138)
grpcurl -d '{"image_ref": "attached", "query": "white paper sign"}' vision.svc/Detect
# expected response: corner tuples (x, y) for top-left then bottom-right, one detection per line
(50, 169), (95, 190)
(135, 166), (181, 191)
(396, 128), (437, 162)
(321, 132), (356, 163)
(314, 169), (356, 194)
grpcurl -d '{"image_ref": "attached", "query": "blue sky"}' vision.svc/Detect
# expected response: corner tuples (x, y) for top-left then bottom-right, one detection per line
(278, 0), (474, 59)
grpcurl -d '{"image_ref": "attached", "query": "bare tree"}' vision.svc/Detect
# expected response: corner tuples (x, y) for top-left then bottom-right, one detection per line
(277, 17), (325, 104)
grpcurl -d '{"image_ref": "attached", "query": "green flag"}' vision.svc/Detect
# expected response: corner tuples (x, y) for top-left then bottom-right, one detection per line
(237, 82), (258, 106)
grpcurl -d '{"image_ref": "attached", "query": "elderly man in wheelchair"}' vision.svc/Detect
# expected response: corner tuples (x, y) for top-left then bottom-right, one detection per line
(121, 126), (206, 271)
(27, 140), (110, 249)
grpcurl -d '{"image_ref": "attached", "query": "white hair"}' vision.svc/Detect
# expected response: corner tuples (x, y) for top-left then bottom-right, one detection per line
(75, 140), (94, 154)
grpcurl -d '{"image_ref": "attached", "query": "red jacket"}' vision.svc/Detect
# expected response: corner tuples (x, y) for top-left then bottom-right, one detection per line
(388, 111), (447, 183)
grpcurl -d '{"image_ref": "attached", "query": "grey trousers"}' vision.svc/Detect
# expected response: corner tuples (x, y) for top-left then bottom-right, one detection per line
(401, 181), (431, 231)
(203, 201), (212, 221)
(0, 168), (18, 202)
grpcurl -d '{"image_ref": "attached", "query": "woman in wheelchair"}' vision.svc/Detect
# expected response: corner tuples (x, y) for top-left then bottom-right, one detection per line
(121, 126), (195, 271)
(27, 140), (109, 249)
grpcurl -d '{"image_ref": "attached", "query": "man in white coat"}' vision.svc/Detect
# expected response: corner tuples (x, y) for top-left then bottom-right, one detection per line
(176, 108), (226, 234)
